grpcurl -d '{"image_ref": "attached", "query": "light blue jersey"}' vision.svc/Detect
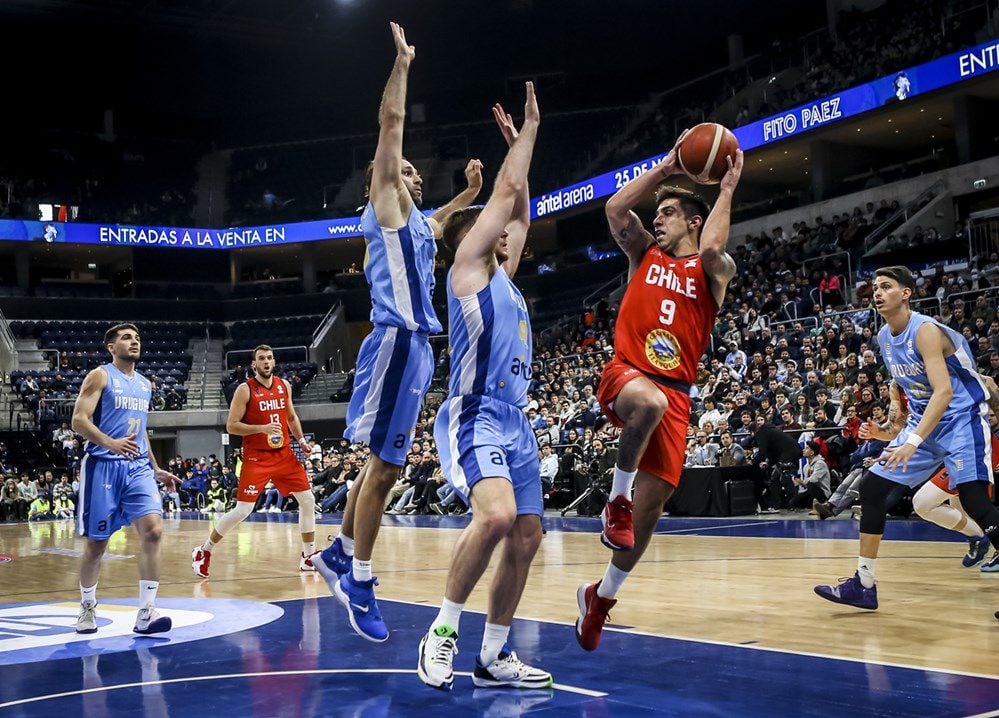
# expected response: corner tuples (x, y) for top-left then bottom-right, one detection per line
(446, 266), (532, 408)
(878, 312), (987, 420)
(871, 312), (991, 489)
(85, 363), (152, 461)
(434, 267), (542, 516)
(79, 363), (160, 538)
(361, 201), (442, 334)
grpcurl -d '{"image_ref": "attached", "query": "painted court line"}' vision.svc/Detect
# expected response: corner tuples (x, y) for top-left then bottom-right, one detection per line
(340, 597), (999, 683)
(654, 520), (780, 534)
(0, 669), (606, 708)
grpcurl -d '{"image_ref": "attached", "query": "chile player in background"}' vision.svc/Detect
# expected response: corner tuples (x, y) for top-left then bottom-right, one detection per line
(576, 134), (744, 651)
(192, 344), (316, 578)
(71, 323), (180, 635)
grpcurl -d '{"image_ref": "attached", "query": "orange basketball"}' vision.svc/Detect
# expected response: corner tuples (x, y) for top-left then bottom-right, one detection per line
(677, 123), (739, 185)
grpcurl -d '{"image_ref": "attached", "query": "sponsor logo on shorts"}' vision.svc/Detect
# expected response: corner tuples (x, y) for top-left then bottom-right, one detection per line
(244, 484), (260, 496)
(645, 329), (681, 372)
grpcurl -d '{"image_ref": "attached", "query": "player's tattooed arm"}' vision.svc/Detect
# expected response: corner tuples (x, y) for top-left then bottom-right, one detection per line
(604, 132), (691, 274)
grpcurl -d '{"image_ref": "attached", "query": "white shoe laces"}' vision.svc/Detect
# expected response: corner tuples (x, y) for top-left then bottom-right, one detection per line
(430, 635), (457, 666)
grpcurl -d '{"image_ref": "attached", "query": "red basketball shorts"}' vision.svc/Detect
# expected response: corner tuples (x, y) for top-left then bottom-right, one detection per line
(237, 449), (310, 502)
(598, 359), (691, 487)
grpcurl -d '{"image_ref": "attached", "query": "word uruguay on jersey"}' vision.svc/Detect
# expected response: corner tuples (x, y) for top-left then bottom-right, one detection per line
(113, 395), (149, 411)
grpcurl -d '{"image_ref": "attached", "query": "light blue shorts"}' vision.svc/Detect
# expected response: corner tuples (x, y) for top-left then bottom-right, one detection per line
(870, 410), (993, 490)
(78, 454), (161, 540)
(434, 394), (542, 517)
(345, 325), (434, 466)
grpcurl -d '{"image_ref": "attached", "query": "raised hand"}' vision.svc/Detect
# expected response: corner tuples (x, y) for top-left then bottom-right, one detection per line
(657, 128), (690, 178)
(390, 21), (415, 62)
(492, 104), (518, 147)
(464, 159), (484, 191)
(720, 149), (744, 193)
(523, 81), (539, 125)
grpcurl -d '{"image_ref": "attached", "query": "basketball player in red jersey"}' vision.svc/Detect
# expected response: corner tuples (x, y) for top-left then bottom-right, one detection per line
(576, 133), (743, 651)
(191, 344), (317, 578)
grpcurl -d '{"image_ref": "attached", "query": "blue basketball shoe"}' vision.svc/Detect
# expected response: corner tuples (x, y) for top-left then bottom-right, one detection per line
(980, 551), (999, 573)
(814, 572), (878, 610)
(962, 535), (991, 568)
(333, 572), (388, 642)
(313, 537), (353, 595)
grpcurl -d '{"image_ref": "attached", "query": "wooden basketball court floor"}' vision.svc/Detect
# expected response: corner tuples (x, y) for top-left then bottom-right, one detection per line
(1, 511), (997, 716)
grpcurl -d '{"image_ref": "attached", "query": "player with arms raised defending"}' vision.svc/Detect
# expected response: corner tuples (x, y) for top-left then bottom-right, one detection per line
(312, 22), (483, 643)
(575, 134), (743, 651)
(815, 267), (999, 619)
(192, 344), (316, 577)
(72, 323), (180, 636)
(417, 86), (552, 691)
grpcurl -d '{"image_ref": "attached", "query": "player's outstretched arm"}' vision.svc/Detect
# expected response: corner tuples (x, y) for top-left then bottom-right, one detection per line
(71, 368), (138, 459)
(453, 82), (539, 283)
(370, 21), (416, 229)
(605, 131), (686, 274)
(226, 383), (280, 437)
(429, 159), (484, 238)
(881, 325), (954, 472)
(699, 150), (742, 306)
(491, 103), (530, 278)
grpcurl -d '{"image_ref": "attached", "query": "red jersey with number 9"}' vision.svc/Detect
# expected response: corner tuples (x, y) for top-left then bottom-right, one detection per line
(241, 377), (291, 454)
(613, 246), (719, 384)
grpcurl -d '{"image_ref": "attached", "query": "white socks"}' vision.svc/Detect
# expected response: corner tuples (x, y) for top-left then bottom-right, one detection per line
(430, 598), (464, 633)
(80, 582), (97, 606)
(201, 537), (215, 552)
(139, 580), (159, 609)
(479, 622), (510, 666)
(857, 557), (876, 588)
(303, 541), (315, 556)
(340, 534), (355, 556)
(353, 559), (372, 582)
(610, 467), (637, 501)
(597, 562), (629, 599)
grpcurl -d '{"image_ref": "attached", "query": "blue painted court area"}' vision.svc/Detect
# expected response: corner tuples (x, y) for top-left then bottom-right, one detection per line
(0, 597), (995, 717)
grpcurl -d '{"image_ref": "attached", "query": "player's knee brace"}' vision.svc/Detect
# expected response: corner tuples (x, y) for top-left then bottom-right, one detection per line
(215, 500), (255, 536)
(293, 491), (316, 534)
(956, 481), (999, 536)
(859, 471), (893, 535)
(911, 482), (943, 519)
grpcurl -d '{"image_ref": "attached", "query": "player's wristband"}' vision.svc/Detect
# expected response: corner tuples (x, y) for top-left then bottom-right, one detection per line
(904, 433), (923, 449)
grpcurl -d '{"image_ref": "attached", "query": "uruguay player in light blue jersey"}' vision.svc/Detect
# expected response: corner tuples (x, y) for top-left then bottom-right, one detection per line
(417, 83), (552, 691)
(71, 323), (180, 636)
(816, 267), (999, 619)
(314, 22), (483, 642)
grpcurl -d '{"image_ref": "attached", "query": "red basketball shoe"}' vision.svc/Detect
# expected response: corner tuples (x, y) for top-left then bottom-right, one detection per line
(600, 495), (634, 551)
(575, 582), (617, 652)
(191, 547), (211, 578)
